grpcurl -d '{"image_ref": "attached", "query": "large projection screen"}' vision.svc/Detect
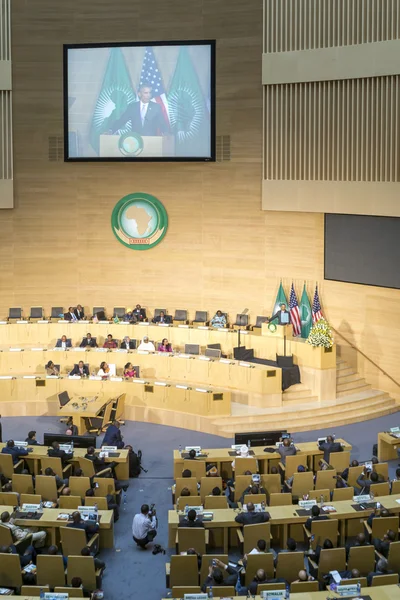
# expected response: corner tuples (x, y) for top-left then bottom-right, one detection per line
(324, 214), (400, 289)
(64, 41), (215, 162)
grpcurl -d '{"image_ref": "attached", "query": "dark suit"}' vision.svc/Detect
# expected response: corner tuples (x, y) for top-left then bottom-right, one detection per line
(55, 339), (72, 348)
(201, 566), (237, 592)
(84, 453), (108, 473)
(25, 438), (39, 445)
(178, 519), (204, 528)
(64, 312), (77, 322)
(133, 308), (146, 321)
(102, 424), (124, 449)
(270, 310), (291, 325)
(277, 444), (297, 465)
(80, 337), (97, 348)
(305, 514), (329, 531)
(239, 485), (267, 505)
(356, 476), (373, 494)
(112, 101), (168, 136)
(318, 441), (343, 463)
(67, 519), (99, 540)
(120, 340), (136, 350)
(48, 447), (73, 464)
(74, 309), (85, 320)
(235, 511), (270, 525)
(2, 446), (29, 464)
(153, 315), (171, 324)
(373, 537), (392, 558)
(70, 364), (89, 377)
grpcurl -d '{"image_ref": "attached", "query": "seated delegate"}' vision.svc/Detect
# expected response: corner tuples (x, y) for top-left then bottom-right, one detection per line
(152, 311), (171, 324)
(103, 334), (117, 349)
(121, 336), (135, 350)
(97, 361), (111, 378)
(80, 333), (97, 348)
(74, 304), (85, 320)
(55, 335), (71, 349)
(158, 338), (172, 352)
(138, 336), (155, 351)
(124, 362), (137, 378)
(133, 304), (146, 321)
(210, 310), (226, 328)
(64, 306), (78, 322)
(69, 360), (89, 377)
(46, 360), (59, 376)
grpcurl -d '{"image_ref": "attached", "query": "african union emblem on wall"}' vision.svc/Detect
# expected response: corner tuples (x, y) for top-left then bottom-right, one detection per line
(111, 193), (168, 251)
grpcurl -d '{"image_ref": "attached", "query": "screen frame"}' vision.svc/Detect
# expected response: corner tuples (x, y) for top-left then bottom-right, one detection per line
(63, 39), (216, 163)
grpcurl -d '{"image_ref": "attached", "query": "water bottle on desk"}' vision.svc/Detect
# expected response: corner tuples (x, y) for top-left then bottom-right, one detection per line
(71, 440), (74, 452)
(39, 589), (45, 600)
(208, 586), (213, 599)
(94, 503), (98, 521)
(123, 491), (127, 510)
(178, 444), (182, 455)
(247, 439), (251, 450)
(357, 581), (361, 595)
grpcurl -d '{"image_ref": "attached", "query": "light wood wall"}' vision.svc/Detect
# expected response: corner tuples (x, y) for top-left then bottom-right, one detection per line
(5, 0), (400, 401)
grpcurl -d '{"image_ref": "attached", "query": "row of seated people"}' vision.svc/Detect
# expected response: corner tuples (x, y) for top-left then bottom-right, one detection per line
(46, 359), (140, 379)
(52, 333), (171, 350)
(8, 305), (272, 330)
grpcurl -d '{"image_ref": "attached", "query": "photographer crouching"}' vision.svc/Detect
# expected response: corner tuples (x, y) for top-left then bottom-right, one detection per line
(132, 503), (157, 549)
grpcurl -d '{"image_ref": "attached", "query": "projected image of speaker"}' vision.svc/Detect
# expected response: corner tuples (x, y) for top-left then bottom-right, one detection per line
(185, 344), (200, 355)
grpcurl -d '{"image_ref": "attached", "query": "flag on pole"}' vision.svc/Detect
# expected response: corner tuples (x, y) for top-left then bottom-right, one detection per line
(312, 284), (323, 323)
(167, 46), (210, 157)
(139, 47), (170, 128)
(289, 283), (301, 336)
(300, 284), (312, 338)
(89, 48), (136, 155)
(271, 282), (289, 323)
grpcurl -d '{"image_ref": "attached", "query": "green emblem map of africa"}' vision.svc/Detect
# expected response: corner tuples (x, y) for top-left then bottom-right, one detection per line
(111, 192), (168, 251)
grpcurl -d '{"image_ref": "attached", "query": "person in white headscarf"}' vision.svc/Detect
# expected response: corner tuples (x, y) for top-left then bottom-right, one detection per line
(138, 336), (155, 352)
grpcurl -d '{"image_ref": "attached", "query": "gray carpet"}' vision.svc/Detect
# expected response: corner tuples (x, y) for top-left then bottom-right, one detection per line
(1, 410), (400, 600)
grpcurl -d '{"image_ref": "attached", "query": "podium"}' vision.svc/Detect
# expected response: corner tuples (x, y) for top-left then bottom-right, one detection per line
(261, 323), (293, 339)
(99, 134), (175, 158)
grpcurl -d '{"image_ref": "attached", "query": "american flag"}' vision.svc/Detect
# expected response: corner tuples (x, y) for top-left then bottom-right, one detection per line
(139, 47), (169, 127)
(312, 284), (323, 323)
(289, 283), (301, 336)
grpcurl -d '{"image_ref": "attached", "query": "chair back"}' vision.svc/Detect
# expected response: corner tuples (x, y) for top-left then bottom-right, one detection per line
(0, 454), (16, 478)
(291, 581), (319, 592)
(254, 315), (268, 328)
(174, 309), (187, 321)
(0, 523), (14, 546)
(69, 476), (92, 499)
(194, 311), (207, 322)
(374, 462), (389, 480)
(199, 554), (228, 583)
(21, 493), (42, 504)
(387, 540), (400, 572)
(171, 588), (201, 598)
(67, 555), (97, 591)
(183, 460), (206, 481)
(29, 307), (43, 319)
(243, 522), (271, 553)
(315, 469), (337, 491)
(243, 493), (267, 505)
(93, 476), (116, 498)
(309, 488), (330, 502)
(176, 477), (199, 498)
(328, 451), (350, 473)
(310, 519), (339, 549)
(113, 307), (125, 317)
(21, 585), (50, 596)
(8, 307), (22, 319)
(170, 554), (199, 587)
(51, 307), (63, 318)
(261, 474), (281, 496)
(200, 477), (223, 502)
(37, 555), (66, 587)
(332, 486), (354, 500)
(206, 587), (235, 597)
(60, 526), (89, 556)
(0, 552), (23, 587)
(244, 553), (274, 584)
(12, 473), (34, 495)
(177, 528), (207, 554)
(114, 393), (126, 422)
(204, 496), (228, 509)
(35, 475), (58, 501)
(0, 492), (19, 506)
(276, 551), (305, 583)
(85, 496), (108, 509)
(177, 496), (203, 509)
(234, 457), (258, 476)
(55, 588), (84, 597)
(284, 455), (306, 478)
(391, 480), (400, 494)
(154, 308), (166, 319)
(234, 475), (252, 501)
(371, 516), (399, 540)
(292, 472), (314, 497)
(348, 466), (364, 488)
(40, 456), (64, 478)
(318, 548), (346, 580)
(370, 482), (390, 496)
(93, 307), (105, 317)
(58, 495), (81, 509)
(235, 313), (249, 326)
(344, 577), (367, 587)
(269, 493), (292, 506)
(347, 544), (375, 575)
(371, 573), (399, 586)
(258, 583), (286, 592)
(77, 457), (96, 478)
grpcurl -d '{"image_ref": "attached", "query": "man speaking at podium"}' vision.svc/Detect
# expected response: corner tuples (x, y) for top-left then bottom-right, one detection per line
(111, 83), (168, 136)
(269, 303), (291, 325)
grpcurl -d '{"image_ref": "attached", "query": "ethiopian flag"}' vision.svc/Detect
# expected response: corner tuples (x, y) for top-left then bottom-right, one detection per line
(300, 283), (312, 338)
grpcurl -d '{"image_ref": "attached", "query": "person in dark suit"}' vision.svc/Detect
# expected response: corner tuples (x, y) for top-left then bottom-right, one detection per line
(201, 558), (237, 592)
(269, 303), (291, 325)
(367, 558), (393, 586)
(25, 431), (39, 445)
(133, 305), (146, 321)
(318, 435), (343, 463)
(152, 311), (171, 324)
(111, 83), (168, 136)
(102, 421), (124, 449)
(356, 469), (379, 494)
(239, 484), (267, 506)
(345, 532), (370, 559)
(80, 333), (97, 348)
(235, 502), (270, 525)
(1, 440), (30, 464)
(84, 446), (113, 474)
(248, 569), (269, 596)
(55, 335), (72, 349)
(178, 508), (204, 528)
(367, 507), (391, 528)
(74, 305), (85, 320)
(48, 441), (73, 464)
(64, 307), (78, 322)
(308, 538), (333, 565)
(67, 511), (99, 542)
(120, 336), (136, 350)
(325, 569), (360, 587)
(373, 529), (396, 558)
(277, 438), (298, 465)
(69, 361), (89, 377)
(304, 505), (329, 531)
(0, 543), (37, 568)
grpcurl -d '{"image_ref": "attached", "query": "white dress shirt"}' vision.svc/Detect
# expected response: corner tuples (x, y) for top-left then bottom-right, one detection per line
(140, 101), (148, 125)
(138, 341), (155, 352)
(97, 369), (110, 378)
(132, 513), (156, 540)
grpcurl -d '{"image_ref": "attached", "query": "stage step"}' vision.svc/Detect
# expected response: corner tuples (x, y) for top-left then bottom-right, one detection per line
(337, 379), (371, 396)
(336, 372), (361, 383)
(283, 384), (315, 400)
(336, 366), (354, 376)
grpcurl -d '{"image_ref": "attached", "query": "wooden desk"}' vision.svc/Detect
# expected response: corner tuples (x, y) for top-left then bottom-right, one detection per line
(172, 439), (352, 478)
(0, 505), (113, 549)
(0, 443), (129, 480)
(162, 588), (400, 600)
(378, 431), (400, 462)
(168, 492), (400, 553)
(58, 395), (109, 435)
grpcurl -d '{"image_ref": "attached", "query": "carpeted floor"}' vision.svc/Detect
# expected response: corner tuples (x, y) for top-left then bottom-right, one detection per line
(1, 411), (400, 600)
